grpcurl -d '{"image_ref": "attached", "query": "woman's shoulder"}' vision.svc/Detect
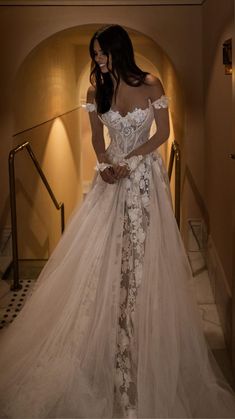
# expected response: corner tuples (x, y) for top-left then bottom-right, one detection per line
(144, 74), (165, 101)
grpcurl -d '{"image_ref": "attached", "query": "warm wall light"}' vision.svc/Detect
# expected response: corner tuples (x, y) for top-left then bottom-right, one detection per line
(223, 38), (232, 75)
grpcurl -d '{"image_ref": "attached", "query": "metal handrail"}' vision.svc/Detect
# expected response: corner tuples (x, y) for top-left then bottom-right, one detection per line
(168, 140), (181, 227)
(8, 141), (65, 291)
(13, 105), (80, 137)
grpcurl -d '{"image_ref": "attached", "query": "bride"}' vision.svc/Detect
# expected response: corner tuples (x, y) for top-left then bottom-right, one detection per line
(0, 23), (235, 419)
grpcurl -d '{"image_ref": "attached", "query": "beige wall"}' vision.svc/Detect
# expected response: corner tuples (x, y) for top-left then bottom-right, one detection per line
(12, 37), (83, 258)
(0, 3), (205, 260)
(202, 0), (234, 289)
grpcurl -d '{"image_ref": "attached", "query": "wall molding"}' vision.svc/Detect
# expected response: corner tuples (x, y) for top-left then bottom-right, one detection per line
(0, 0), (206, 6)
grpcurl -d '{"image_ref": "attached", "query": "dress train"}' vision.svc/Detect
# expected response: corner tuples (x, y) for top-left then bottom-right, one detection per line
(0, 97), (235, 418)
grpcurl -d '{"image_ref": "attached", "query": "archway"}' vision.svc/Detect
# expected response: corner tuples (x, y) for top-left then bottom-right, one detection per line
(13, 24), (184, 259)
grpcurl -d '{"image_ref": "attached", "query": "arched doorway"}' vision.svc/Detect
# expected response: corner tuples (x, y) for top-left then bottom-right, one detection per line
(13, 24), (184, 259)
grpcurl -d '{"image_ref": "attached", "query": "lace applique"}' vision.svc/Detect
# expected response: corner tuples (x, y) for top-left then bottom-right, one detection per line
(151, 95), (169, 109)
(114, 156), (151, 415)
(95, 162), (112, 172)
(81, 102), (96, 112)
(119, 155), (143, 172)
(108, 107), (149, 121)
(102, 107), (150, 136)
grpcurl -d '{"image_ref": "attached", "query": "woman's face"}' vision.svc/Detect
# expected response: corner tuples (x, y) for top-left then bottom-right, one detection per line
(93, 39), (111, 73)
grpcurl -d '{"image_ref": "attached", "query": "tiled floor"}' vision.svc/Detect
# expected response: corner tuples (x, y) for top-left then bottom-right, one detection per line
(0, 278), (36, 329)
(0, 260), (44, 329)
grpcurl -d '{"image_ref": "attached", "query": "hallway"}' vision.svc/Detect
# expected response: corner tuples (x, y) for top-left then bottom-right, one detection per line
(0, 0), (235, 416)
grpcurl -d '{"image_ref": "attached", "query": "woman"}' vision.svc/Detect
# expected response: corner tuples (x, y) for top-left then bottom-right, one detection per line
(0, 24), (235, 419)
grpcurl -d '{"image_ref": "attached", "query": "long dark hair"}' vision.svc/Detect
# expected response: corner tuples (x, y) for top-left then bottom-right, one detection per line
(89, 24), (149, 114)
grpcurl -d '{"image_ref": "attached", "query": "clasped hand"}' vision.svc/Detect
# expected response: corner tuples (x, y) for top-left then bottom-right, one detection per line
(100, 163), (130, 184)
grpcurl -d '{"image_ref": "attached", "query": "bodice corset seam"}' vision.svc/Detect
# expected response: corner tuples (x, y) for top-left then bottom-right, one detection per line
(98, 105), (154, 133)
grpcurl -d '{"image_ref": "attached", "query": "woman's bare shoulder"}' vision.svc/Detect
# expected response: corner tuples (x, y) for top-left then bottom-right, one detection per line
(144, 74), (165, 100)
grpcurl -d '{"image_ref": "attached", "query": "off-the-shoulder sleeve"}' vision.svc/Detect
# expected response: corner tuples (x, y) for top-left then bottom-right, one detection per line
(81, 102), (96, 112)
(151, 95), (169, 109)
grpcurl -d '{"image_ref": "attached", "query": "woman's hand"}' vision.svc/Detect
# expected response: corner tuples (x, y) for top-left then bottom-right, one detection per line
(113, 164), (130, 180)
(99, 167), (117, 184)
(99, 164), (130, 183)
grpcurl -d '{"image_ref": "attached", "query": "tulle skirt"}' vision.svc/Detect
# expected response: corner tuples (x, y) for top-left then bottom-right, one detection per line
(0, 151), (235, 418)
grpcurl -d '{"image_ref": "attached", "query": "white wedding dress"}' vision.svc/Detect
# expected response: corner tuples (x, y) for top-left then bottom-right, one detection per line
(1, 95), (235, 419)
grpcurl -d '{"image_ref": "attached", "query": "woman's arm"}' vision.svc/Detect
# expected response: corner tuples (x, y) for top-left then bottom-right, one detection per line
(86, 86), (107, 163)
(126, 76), (170, 159)
(86, 86), (116, 184)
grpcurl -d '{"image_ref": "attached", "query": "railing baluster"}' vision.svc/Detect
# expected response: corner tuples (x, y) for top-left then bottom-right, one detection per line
(168, 142), (175, 180)
(9, 148), (21, 290)
(8, 141), (65, 290)
(168, 140), (181, 228)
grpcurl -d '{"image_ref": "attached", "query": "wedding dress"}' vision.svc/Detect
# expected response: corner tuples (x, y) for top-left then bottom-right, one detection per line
(0, 95), (235, 419)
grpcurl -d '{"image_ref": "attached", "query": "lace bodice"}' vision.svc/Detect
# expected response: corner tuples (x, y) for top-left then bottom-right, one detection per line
(82, 95), (169, 164)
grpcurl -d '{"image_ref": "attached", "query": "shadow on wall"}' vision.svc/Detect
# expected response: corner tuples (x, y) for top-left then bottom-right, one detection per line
(12, 24), (185, 259)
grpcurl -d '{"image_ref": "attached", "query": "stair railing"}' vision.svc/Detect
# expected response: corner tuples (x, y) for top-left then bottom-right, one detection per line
(8, 141), (65, 291)
(8, 139), (180, 289)
(168, 140), (181, 227)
